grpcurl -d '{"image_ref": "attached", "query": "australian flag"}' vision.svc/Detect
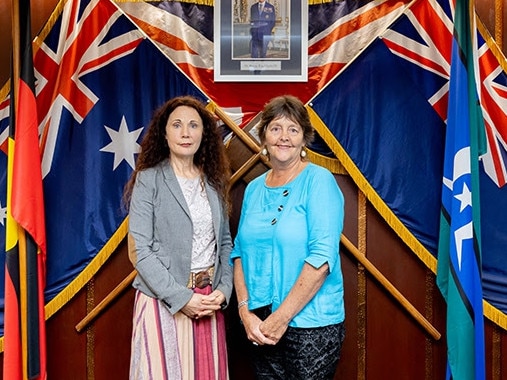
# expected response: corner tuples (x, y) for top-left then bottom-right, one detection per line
(0, 0), (207, 333)
(309, 0), (507, 321)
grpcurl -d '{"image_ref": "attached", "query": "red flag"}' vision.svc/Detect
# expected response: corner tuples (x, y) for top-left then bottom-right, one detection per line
(4, 0), (47, 379)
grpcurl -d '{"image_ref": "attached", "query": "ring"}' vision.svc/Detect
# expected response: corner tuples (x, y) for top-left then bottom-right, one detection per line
(252, 342), (258, 346)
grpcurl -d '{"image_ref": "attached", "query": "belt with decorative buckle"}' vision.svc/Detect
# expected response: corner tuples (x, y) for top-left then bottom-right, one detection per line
(187, 266), (215, 289)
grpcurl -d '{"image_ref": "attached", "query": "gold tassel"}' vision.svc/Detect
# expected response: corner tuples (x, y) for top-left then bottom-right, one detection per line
(308, 104), (507, 330)
(476, 16), (507, 74)
(308, 0), (339, 4)
(483, 301), (507, 331)
(307, 150), (347, 175)
(44, 217), (129, 319)
(0, 80), (10, 104)
(307, 105), (438, 273)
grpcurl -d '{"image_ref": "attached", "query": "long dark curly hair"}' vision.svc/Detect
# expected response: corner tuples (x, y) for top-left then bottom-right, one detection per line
(123, 96), (231, 212)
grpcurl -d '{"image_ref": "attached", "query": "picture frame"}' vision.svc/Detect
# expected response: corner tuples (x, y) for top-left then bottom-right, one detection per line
(214, 0), (308, 82)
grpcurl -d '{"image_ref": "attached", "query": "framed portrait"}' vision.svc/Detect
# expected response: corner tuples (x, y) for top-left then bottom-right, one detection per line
(214, 0), (308, 82)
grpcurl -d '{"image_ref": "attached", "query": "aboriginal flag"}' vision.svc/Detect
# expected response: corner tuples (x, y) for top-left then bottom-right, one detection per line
(4, 0), (47, 378)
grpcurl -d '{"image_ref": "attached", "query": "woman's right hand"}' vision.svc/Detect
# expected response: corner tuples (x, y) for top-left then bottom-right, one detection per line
(239, 308), (276, 346)
(181, 293), (208, 319)
(233, 258), (276, 345)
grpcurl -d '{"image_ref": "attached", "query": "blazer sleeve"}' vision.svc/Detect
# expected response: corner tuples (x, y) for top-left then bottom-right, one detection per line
(213, 208), (233, 305)
(129, 169), (193, 313)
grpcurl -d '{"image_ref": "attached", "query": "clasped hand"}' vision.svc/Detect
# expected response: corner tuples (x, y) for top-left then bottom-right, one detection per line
(240, 310), (287, 346)
(181, 290), (225, 320)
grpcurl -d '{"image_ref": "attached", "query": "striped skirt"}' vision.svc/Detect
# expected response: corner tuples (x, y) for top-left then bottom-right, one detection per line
(129, 288), (229, 380)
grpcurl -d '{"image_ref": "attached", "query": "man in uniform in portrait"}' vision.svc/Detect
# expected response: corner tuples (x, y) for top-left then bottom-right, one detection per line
(250, 0), (276, 58)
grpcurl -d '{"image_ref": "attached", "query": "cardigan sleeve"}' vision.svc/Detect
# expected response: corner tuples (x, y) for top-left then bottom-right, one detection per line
(304, 167), (345, 273)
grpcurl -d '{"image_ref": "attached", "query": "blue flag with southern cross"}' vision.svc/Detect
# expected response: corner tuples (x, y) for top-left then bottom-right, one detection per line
(0, 0), (207, 334)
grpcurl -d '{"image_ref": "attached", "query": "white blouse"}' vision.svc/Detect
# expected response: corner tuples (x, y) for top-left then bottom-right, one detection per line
(176, 176), (216, 272)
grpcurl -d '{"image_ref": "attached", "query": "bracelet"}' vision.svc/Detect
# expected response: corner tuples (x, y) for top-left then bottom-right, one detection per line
(237, 299), (248, 309)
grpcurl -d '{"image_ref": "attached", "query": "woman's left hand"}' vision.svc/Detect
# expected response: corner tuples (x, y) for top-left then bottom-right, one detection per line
(259, 263), (330, 342)
(259, 313), (289, 344)
(201, 290), (226, 310)
(182, 290), (225, 320)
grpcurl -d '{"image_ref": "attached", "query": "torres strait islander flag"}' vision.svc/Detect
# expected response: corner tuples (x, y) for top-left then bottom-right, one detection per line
(436, 0), (486, 378)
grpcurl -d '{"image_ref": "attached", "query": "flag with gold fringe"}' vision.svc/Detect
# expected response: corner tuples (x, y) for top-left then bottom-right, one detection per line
(0, 0), (207, 338)
(4, 0), (47, 378)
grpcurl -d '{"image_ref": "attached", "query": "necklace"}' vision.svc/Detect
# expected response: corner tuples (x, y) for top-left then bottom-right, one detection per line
(267, 161), (302, 187)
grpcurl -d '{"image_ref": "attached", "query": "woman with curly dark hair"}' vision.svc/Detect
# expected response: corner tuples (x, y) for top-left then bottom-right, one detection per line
(125, 96), (232, 380)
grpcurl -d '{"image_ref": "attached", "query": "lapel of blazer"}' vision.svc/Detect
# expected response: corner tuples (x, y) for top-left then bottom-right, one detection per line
(161, 162), (221, 235)
(161, 162), (191, 219)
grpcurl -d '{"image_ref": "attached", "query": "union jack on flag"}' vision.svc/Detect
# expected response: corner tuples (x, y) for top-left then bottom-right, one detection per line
(306, 0), (507, 315)
(381, 0), (507, 313)
(32, 0), (144, 177)
(478, 34), (507, 188)
(117, 0), (410, 125)
(0, 0), (206, 334)
(382, 0), (507, 188)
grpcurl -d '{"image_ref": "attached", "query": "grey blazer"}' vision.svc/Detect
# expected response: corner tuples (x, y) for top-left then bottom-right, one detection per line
(128, 160), (233, 314)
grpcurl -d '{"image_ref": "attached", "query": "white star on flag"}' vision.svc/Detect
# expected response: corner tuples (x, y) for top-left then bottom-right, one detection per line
(454, 182), (472, 212)
(100, 116), (143, 170)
